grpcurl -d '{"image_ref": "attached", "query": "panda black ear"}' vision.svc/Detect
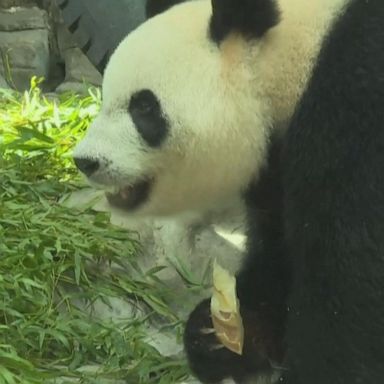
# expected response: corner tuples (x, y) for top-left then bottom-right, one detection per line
(210, 0), (280, 43)
(146, 0), (186, 19)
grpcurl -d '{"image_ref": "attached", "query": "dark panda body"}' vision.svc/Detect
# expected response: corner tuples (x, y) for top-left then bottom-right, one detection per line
(73, 0), (384, 383)
(186, 0), (384, 383)
(283, 0), (384, 382)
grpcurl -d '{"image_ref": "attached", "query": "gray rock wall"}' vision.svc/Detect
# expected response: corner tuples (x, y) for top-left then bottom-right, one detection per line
(0, 0), (102, 91)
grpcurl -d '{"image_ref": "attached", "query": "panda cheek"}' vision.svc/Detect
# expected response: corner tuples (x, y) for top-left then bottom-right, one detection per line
(133, 115), (169, 148)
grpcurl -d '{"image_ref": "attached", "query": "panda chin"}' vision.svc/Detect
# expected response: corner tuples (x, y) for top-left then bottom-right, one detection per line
(105, 179), (153, 211)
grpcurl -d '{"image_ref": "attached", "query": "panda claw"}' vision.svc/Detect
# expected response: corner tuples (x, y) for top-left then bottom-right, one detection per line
(200, 327), (216, 335)
(210, 343), (225, 351)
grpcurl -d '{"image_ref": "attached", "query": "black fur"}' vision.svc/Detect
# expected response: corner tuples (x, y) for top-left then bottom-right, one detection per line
(129, 89), (168, 147)
(185, 0), (384, 382)
(146, 0), (186, 18)
(210, 0), (280, 43)
(282, 0), (384, 382)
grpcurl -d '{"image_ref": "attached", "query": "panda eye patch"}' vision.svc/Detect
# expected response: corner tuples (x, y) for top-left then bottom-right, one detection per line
(129, 90), (158, 114)
(128, 89), (168, 147)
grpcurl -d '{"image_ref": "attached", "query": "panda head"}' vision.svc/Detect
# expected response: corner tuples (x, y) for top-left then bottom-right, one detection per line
(73, 0), (283, 217)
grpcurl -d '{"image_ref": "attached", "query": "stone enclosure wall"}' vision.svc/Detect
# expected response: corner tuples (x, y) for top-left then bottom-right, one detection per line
(0, 0), (102, 92)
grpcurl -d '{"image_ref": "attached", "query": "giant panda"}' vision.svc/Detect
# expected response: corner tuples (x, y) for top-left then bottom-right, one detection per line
(73, 0), (384, 383)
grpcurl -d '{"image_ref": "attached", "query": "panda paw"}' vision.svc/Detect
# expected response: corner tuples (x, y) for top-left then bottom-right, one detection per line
(184, 299), (246, 383)
(184, 298), (284, 383)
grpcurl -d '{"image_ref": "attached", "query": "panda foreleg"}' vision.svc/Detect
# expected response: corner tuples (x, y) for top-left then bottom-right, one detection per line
(235, 136), (290, 374)
(184, 138), (290, 383)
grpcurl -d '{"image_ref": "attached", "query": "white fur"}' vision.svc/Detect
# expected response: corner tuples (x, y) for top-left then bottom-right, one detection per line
(74, 0), (349, 217)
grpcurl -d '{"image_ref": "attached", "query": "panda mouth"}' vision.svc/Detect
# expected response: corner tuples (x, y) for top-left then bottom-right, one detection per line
(105, 179), (153, 210)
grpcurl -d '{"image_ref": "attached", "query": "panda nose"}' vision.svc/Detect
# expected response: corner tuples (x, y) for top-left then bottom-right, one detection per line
(73, 157), (100, 176)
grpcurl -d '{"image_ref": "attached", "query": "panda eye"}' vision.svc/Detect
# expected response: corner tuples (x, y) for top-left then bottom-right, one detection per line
(134, 99), (153, 114)
(129, 90), (158, 115)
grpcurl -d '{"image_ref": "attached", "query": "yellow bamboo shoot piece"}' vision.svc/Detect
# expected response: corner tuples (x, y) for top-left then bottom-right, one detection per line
(210, 260), (244, 355)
